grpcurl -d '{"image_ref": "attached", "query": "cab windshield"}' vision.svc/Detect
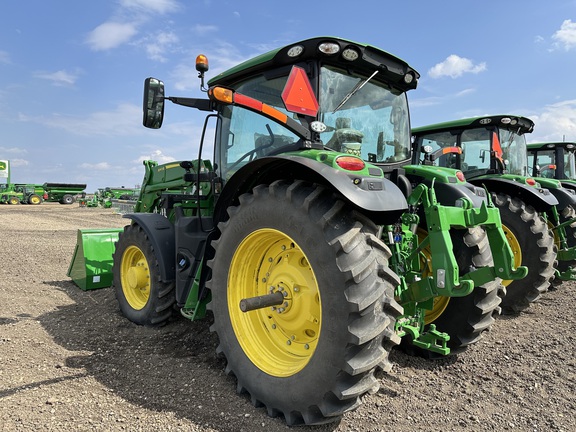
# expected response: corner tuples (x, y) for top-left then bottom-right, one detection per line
(318, 65), (411, 163)
(500, 129), (528, 176)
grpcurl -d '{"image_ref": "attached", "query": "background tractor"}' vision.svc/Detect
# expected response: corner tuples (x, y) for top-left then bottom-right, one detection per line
(412, 115), (576, 313)
(74, 38), (524, 425)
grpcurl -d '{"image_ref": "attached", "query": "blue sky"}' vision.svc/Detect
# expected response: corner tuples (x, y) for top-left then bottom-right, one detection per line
(1, 0), (576, 192)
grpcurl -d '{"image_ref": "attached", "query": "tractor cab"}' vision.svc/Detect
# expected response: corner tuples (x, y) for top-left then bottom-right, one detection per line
(528, 141), (576, 182)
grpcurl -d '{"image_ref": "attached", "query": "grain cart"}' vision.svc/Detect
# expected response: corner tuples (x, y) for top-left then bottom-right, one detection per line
(43, 182), (86, 204)
(104, 38), (525, 425)
(412, 115), (576, 313)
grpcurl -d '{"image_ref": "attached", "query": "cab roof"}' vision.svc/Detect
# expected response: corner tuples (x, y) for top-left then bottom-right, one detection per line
(207, 36), (420, 92)
(412, 115), (535, 136)
(527, 142), (576, 151)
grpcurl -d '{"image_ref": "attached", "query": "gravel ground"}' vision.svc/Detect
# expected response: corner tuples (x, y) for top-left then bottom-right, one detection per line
(1, 203), (575, 432)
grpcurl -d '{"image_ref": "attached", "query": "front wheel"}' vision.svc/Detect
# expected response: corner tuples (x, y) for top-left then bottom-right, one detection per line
(112, 223), (175, 326)
(402, 226), (502, 357)
(8, 196), (20, 205)
(207, 180), (402, 426)
(493, 193), (556, 314)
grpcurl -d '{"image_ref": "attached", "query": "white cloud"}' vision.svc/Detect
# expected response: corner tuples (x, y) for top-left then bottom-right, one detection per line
(34, 70), (79, 86)
(19, 103), (143, 137)
(552, 19), (576, 51)
(86, 21), (138, 51)
(134, 149), (175, 165)
(5, 158), (29, 167)
(529, 99), (576, 142)
(144, 31), (179, 62)
(79, 162), (113, 171)
(428, 55), (487, 79)
(0, 146), (28, 155)
(120, 0), (180, 14)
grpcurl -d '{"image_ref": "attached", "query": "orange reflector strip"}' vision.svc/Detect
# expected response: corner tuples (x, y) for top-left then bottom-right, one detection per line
(281, 66), (319, 117)
(442, 146), (462, 154)
(235, 93), (263, 111)
(262, 104), (288, 123)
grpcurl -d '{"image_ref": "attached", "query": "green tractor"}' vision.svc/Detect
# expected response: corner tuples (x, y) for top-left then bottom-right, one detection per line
(412, 115), (576, 313)
(103, 38), (526, 425)
(0, 183), (44, 205)
(527, 141), (576, 187)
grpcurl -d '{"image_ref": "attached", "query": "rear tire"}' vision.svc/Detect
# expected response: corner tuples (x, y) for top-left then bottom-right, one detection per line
(61, 194), (75, 204)
(207, 180), (402, 426)
(28, 194), (42, 205)
(493, 193), (556, 314)
(112, 223), (175, 326)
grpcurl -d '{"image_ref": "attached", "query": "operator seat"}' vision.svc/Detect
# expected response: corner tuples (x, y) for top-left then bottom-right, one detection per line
(326, 117), (363, 155)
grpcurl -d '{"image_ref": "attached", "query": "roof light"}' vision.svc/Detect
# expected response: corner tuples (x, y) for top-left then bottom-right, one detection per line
(318, 42), (340, 55)
(342, 47), (359, 61)
(567, 144), (574, 149)
(287, 44), (304, 57)
(501, 117), (512, 124)
(196, 54), (209, 73)
(336, 156), (365, 171)
(546, 144), (555, 148)
(403, 72), (415, 84)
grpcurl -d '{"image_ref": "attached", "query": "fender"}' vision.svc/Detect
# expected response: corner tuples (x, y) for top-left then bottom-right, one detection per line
(214, 155), (408, 225)
(536, 178), (576, 209)
(544, 186), (576, 210)
(408, 176), (486, 208)
(123, 212), (176, 282)
(468, 177), (558, 212)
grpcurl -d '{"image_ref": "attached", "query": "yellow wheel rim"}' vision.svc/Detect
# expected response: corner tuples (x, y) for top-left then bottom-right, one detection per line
(30, 196), (41, 204)
(120, 245), (150, 310)
(548, 220), (561, 250)
(417, 228), (450, 325)
(502, 224), (522, 287)
(228, 228), (320, 377)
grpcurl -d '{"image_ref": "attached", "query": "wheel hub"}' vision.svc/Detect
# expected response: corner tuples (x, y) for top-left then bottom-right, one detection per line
(229, 228), (320, 377)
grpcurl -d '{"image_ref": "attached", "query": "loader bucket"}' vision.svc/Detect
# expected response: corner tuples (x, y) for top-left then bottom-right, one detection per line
(67, 228), (124, 290)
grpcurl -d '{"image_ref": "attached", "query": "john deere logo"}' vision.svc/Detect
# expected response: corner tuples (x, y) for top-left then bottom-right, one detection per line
(0, 162), (6, 170)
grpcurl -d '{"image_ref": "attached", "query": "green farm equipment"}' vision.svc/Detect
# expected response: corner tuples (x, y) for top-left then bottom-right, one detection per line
(527, 141), (576, 187)
(43, 182), (86, 204)
(412, 115), (576, 313)
(0, 183), (44, 205)
(72, 38), (526, 425)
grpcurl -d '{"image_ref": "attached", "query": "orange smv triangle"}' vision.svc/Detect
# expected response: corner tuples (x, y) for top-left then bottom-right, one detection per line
(281, 66), (319, 117)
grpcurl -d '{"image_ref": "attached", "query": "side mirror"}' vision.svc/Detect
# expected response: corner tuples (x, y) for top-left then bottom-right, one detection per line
(143, 77), (165, 129)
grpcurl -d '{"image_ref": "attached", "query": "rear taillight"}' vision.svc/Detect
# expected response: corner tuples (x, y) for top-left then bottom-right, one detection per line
(335, 156), (365, 171)
(526, 178), (536, 186)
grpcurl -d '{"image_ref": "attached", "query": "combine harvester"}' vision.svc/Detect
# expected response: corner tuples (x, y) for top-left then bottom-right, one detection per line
(69, 37), (527, 425)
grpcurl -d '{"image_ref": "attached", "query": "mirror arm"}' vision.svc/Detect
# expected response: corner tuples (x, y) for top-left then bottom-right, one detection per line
(167, 96), (213, 112)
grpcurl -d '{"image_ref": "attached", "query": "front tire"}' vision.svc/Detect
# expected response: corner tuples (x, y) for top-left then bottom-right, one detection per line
(403, 226), (502, 357)
(493, 193), (556, 314)
(112, 223), (175, 326)
(207, 180), (402, 426)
